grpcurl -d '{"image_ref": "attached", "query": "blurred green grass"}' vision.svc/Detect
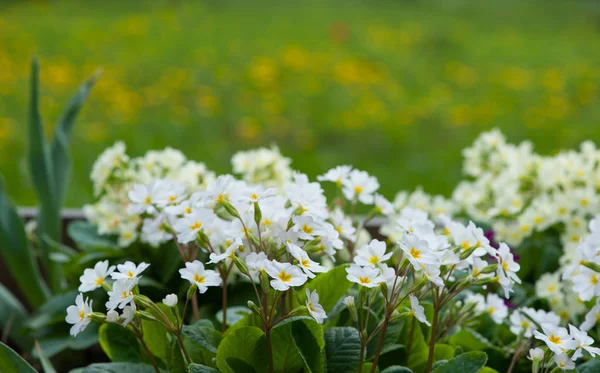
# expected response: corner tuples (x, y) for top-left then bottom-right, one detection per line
(1, 0), (600, 207)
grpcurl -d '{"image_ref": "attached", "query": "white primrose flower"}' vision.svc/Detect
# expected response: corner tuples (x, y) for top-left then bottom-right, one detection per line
(264, 260), (308, 291)
(111, 261), (150, 282)
(305, 289), (327, 324)
(408, 295), (431, 326)
(398, 233), (440, 271)
(342, 170), (379, 204)
(128, 179), (169, 214)
(122, 305), (136, 327)
(573, 266), (600, 301)
(345, 264), (384, 288)
(528, 347), (544, 362)
(208, 237), (244, 264)
(163, 294), (178, 308)
(287, 242), (327, 278)
(497, 242), (521, 284)
(509, 308), (537, 338)
(245, 252), (268, 281)
(106, 279), (136, 310)
(79, 260), (115, 292)
(317, 165), (352, 187)
(534, 324), (578, 355)
(484, 293), (508, 325)
(374, 194), (394, 215)
(554, 354), (575, 370)
(292, 214), (325, 240)
(354, 239), (392, 267)
(106, 309), (119, 323)
(330, 208), (356, 241)
(65, 293), (93, 336)
(580, 304), (600, 332)
(569, 324), (600, 360)
(422, 264), (445, 287)
(239, 186), (277, 204)
(179, 260), (222, 294)
(173, 208), (216, 244)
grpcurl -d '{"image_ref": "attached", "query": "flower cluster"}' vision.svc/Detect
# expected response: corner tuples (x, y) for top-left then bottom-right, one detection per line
(231, 145), (293, 188)
(83, 142), (215, 247)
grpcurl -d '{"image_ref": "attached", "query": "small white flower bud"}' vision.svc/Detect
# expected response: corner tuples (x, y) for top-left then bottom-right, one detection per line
(343, 296), (355, 308)
(163, 294), (178, 307)
(106, 310), (119, 323)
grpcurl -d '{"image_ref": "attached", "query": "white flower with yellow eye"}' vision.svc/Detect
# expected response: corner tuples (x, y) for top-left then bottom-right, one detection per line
(173, 208), (216, 244)
(179, 260), (222, 294)
(342, 170), (379, 204)
(305, 289), (327, 324)
(354, 239), (392, 268)
(65, 293), (93, 336)
(111, 261), (150, 282)
(106, 279), (136, 310)
(79, 260), (115, 292)
(264, 260), (308, 291)
(573, 267), (600, 301)
(208, 237), (244, 264)
(317, 165), (352, 188)
(484, 293), (508, 324)
(408, 295), (430, 326)
(287, 243), (327, 278)
(533, 324), (577, 355)
(345, 264), (383, 288)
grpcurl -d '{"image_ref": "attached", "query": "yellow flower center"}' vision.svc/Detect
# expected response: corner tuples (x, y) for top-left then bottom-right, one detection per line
(488, 307), (495, 315)
(302, 224), (313, 234)
(502, 262), (509, 271)
(169, 195), (177, 202)
(127, 271), (134, 277)
(121, 291), (130, 299)
(263, 218), (272, 226)
(79, 309), (85, 321)
(461, 241), (471, 250)
(410, 247), (421, 259)
(559, 207), (567, 215)
(369, 256), (380, 265)
(548, 284), (557, 292)
(251, 193), (258, 200)
(359, 276), (371, 284)
(591, 275), (598, 285)
(278, 271), (292, 282)
(184, 207), (192, 214)
(189, 221), (203, 230)
(354, 185), (363, 194)
(95, 277), (104, 286)
(301, 259), (310, 268)
(215, 194), (226, 203)
(581, 199), (589, 206)
(534, 216), (543, 224)
(308, 302), (315, 312)
(123, 232), (133, 239)
(193, 274), (206, 284)
(521, 224), (530, 233)
(335, 226), (343, 233)
(548, 334), (561, 344)
(144, 196), (151, 204)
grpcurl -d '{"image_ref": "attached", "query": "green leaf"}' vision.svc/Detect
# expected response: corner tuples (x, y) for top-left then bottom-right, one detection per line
(271, 323), (304, 373)
(431, 351), (487, 373)
(579, 358), (600, 373)
(0, 177), (49, 308)
(27, 58), (61, 292)
(292, 319), (325, 373)
(33, 323), (99, 358)
(188, 364), (220, 373)
(99, 323), (144, 362)
(448, 328), (494, 351)
(366, 317), (405, 360)
(82, 363), (160, 373)
(433, 344), (455, 362)
(215, 306), (252, 327)
(301, 265), (352, 313)
(216, 326), (267, 373)
(479, 367), (499, 373)
(398, 317), (428, 371)
(183, 320), (223, 354)
(168, 338), (187, 373)
(380, 367), (414, 373)
(0, 341), (37, 373)
(142, 308), (173, 362)
(68, 220), (118, 250)
(50, 68), (100, 206)
(27, 290), (79, 329)
(323, 327), (361, 373)
(0, 282), (30, 349)
(362, 363), (378, 373)
(35, 341), (57, 373)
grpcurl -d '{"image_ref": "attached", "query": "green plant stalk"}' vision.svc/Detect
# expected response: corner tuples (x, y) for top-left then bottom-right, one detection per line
(425, 289), (440, 373)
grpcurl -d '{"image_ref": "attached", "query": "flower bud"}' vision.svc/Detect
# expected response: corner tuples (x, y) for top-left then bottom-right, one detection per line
(344, 296), (358, 323)
(254, 202), (262, 227)
(223, 202), (240, 218)
(162, 294), (178, 308)
(260, 269), (270, 293)
(106, 310), (119, 323)
(459, 247), (477, 260)
(582, 261), (600, 273)
(233, 256), (250, 276)
(138, 310), (157, 321)
(187, 284), (198, 299)
(88, 312), (107, 323)
(473, 276), (498, 286)
(247, 300), (262, 316)
(481, 264), (498, 274)
(134, 294), (154, 308)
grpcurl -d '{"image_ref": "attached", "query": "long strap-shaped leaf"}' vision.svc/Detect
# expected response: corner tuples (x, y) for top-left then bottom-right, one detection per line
(28, 58), (62, 292)
(0, 177), (49, 309)
(0, 341), (38, 373)
(0, 282), (31, 350)
(51, 68), (102, 207)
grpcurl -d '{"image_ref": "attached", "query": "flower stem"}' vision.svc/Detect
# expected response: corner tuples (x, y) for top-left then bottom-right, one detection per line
(263, 292), (274, 373)
(425, 293), (440, 373)
(405, 317), (417, 365)
(370, 314), (391, 373)
(176, 332), (193, 365)
(192, 292), (200, 322)
(222, 273), (228, 331)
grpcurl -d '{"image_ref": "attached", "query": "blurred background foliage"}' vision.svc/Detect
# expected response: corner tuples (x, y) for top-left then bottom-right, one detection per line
(1, 0), (600, 206)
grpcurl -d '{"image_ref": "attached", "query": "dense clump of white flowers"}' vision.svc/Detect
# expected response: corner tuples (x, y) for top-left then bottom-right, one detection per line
(84, 143), (215, 247)
(231, 145), (293, 188)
